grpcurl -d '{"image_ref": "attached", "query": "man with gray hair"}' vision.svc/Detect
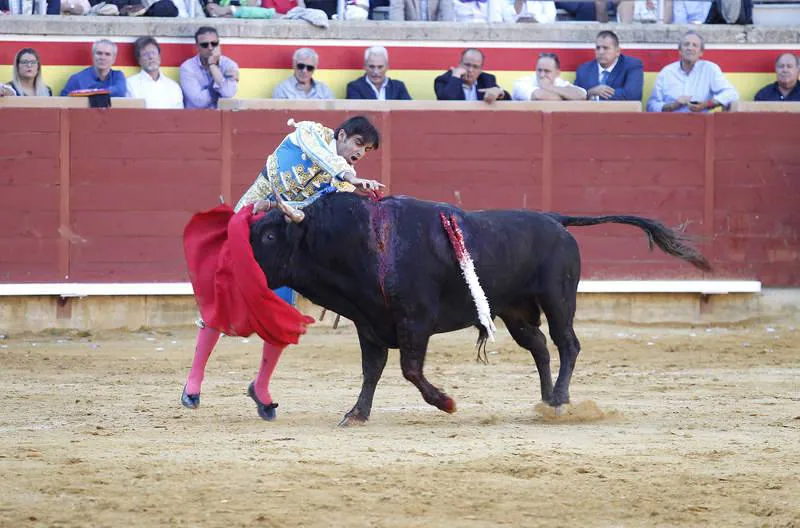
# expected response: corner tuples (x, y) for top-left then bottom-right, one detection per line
(346, 46), (412, 100)
(272, 47), (333, 100)
(647, 30), (738, 113)
(60, 39), (127, 97)
(754, 53), (800, 102)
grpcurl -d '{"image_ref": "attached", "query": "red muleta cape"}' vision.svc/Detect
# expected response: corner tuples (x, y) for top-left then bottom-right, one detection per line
(183, 203), (314, 347)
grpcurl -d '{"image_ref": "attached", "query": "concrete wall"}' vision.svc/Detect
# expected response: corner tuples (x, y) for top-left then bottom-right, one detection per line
(3, 17), (800, 44)
(2, 290), (797, 334)
(1, 19), (799, 102)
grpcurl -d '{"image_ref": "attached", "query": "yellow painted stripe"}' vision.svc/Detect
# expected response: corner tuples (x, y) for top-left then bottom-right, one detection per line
(0, 66), (775, 104)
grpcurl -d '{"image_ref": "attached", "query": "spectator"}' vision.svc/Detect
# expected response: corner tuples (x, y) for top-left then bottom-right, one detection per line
(574, 30), (644, 102)
(647, 31), (738, 113)
(179, 26), (239, 109)
(0, 48), (52, 97)
(555, 0), (614, 21)
(512, 52), (586, 101)
(453, 0), (500, 21)
(669, 0), (712, 24)
(502, 0), (555, 22)
(272, 48), (333, 100)
(126, 37), (183, 109)
(389, 0), (453, 20)
(754, 53), (800, 102)
(434, 48), (509, 103)
(205, 0), (279, 17)
(346, 46), (412, 100)
(302, 0), (336, 17)
(60, 0), (91, 14)
(3, 0), (60, 13)
(60, 40), (127, 98)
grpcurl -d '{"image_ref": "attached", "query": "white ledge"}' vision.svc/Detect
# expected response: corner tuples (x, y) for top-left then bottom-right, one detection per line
(0, 280), (762, 297)
(576, 280), (762, 294)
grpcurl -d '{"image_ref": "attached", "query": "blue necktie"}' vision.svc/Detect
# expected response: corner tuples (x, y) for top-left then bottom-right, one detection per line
(599, 70), (609, 85)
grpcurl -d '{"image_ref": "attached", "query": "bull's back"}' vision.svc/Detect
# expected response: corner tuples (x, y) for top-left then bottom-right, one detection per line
(373, 195), (580, 299)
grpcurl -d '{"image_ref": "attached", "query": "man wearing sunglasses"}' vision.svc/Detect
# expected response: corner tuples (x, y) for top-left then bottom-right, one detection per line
(179, 26), (239, 109)
(272, 47), (334, 100)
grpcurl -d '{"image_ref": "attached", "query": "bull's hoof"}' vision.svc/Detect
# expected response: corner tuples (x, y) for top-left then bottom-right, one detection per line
(548, 392), (570, 409)
(439, 396), (457, 414)
(338, 412), (368, 427)
(247, 382), (278, 421)
(181, 386), (200, 409)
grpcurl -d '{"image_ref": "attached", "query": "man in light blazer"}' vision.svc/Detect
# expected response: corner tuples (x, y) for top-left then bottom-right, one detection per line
(389, 0), (454, 20)
(346, 46), (412, 100)
(574, 30), (644, 101)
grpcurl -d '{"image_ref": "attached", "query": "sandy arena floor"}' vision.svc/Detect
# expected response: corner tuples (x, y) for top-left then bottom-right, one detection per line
(0, 320), (798, 527)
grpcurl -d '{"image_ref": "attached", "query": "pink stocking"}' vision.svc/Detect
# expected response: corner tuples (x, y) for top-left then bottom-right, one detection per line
(185, 326), (221, 395)
(253, 342), (285, 404)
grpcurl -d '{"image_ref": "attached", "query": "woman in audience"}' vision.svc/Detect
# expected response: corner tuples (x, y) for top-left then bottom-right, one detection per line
(2, 48), (53, 97)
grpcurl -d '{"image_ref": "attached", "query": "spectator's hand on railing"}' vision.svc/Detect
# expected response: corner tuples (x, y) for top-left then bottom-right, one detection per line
(587, 85), (615, 100)
(688, 99), (718, 113)
(478, 86), (505, 104)
(0, 84), (14, 97)
(663, 96), (692, 112)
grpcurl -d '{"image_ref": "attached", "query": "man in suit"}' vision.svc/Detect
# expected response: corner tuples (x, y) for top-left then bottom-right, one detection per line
(434, 48), (510, 104)
(346, 46), (412, 100)
(574, 30), (644, 102)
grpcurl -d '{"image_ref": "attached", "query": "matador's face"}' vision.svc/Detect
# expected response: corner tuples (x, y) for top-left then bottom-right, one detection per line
(336, 132), (374, 165)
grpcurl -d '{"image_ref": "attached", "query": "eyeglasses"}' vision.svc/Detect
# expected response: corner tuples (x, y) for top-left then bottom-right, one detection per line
(18, 60), (38, 66)
(140, 50), (159, 59)
(295, 63), (316, 72)
(199, 41), (220, 49)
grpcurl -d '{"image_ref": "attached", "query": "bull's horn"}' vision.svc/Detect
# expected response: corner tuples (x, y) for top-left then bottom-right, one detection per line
(272, 189), (305, 223)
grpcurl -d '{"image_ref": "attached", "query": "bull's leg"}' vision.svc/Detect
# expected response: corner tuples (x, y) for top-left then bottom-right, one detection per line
(398, 322), (456, 414)
(540, 296), (581, 408)
(339, 328), (389, 427)
(500, 306), (553, 403)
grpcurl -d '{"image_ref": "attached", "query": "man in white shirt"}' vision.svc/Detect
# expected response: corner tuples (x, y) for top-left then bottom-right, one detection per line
(512, 52), (587, 101)
(126, 36), (184, 109)
(647, 30), (738, 113)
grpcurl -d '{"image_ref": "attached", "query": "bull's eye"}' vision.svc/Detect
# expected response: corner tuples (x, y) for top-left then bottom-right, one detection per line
(266, 233), (275, 241)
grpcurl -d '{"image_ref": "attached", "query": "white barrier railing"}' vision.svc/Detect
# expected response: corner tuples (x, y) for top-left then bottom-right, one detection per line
(0, 280), (762, 298)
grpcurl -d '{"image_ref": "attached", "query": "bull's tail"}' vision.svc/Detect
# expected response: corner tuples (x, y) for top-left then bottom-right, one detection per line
(547, 213), (712, 272)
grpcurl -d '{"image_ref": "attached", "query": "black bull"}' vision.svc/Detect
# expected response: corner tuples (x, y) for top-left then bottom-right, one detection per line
(251, 193), (710, 425)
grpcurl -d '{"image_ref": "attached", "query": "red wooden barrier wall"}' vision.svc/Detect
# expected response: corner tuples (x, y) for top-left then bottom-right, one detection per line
(1, 108), (798, 286)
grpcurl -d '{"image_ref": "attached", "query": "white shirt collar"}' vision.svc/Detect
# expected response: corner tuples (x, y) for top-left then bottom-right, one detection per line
(367, 77), (389, 100)
(462, 82), (478, 101)
(598, 59), (619, 77)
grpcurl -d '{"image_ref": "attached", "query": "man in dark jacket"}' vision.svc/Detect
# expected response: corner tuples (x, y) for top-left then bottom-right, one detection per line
(574, 30), (643, 102)
(434, 48), (509, 103)
(346, 46), (412, 100)
(754, 53), (800, 102)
